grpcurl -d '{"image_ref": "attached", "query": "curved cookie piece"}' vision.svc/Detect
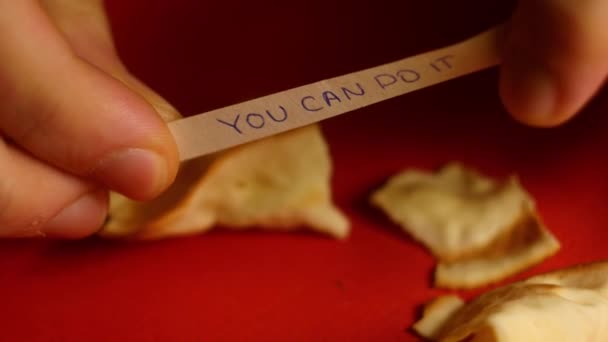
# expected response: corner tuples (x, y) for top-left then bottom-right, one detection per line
(435, 208), (560, 289)
(101, 124), (349, 240)
(372, 163), (559, 289)
(413, 260), (608, 342)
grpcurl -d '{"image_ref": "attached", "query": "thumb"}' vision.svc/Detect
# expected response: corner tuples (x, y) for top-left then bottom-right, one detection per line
(500, 0), (608, 127)
(0, 0), (179, 202)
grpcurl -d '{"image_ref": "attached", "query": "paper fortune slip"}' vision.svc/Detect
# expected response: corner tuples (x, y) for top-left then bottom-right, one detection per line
(169, 26), (502, 161)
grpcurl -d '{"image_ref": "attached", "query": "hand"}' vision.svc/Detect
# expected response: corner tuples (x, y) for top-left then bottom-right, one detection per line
(500, 0), (608, 127)
(0, 0), (180, 238)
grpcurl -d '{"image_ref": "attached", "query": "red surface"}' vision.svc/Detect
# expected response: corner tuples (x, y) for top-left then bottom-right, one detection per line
(2, 1), (608, 340)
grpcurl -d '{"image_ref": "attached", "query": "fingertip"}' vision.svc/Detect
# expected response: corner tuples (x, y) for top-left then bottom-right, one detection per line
(93, 147), (177, 201)
(499, 0), (608, 128)
(499, 60), (571, 128)
(94, 67), (181, 200)
(42, 189), (109, 238)
(77, 61), (180, 200)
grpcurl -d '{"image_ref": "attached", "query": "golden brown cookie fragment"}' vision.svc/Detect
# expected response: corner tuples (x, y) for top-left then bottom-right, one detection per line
(412, 295), (465, 340)
(435, 208), (560, 289)
(413, 260), (608, 342)
(101, 125), (349, 240)
(371, 163), (560, 289)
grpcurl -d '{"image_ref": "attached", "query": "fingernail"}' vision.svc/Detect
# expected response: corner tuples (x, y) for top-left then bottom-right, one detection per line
(94, 148), (168, 200)
(43, 190), (109, 238)
(502, 62), (557, 126)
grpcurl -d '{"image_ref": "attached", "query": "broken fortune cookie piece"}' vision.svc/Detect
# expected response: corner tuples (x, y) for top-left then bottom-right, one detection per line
(101, 124), (349, 240)
(413, 260), (608, 341)
(370, 163), (560, 289)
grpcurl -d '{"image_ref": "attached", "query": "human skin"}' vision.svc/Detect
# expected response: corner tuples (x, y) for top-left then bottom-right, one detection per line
(0, 0), (606, 238)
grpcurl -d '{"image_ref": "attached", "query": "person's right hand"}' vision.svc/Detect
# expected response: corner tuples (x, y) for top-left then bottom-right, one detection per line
(500, 0), (608, 127)
(0, 0), (180, 238)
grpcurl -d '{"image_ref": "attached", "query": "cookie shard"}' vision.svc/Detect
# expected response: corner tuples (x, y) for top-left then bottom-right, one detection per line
(525, 260), (608, 297)
(371, 163), (560, 289)
(412, 295), (465, 340)
(101, 124), (349, 240)
(371, 163), (534, 262)
(413, 261), (608, 342)
(435, 210), (560, 289)
(100, 155), (217, 238)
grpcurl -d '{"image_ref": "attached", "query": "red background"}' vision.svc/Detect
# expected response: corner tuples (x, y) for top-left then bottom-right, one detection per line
(2, 0), (608, 340)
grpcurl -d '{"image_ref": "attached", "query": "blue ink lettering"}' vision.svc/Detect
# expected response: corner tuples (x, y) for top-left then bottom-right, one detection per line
(217, 114), (242, 134)
(397, 69), (420, 83)
(430, 55), (454, 72)
(341, 83), (365, 100)
(246, 113), (265, 129)
(265, 105), (288, 122)
(301, 96), (323, 112)
(322, 91), (341, 107)
(374, 74), (398, 89)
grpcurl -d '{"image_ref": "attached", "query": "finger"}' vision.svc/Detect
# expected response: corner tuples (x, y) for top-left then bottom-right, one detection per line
(500, 0), (608, 127)
(0, 1), (178, 200)
(0, 139), (107, 238)
(41, 0), (182, 122)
